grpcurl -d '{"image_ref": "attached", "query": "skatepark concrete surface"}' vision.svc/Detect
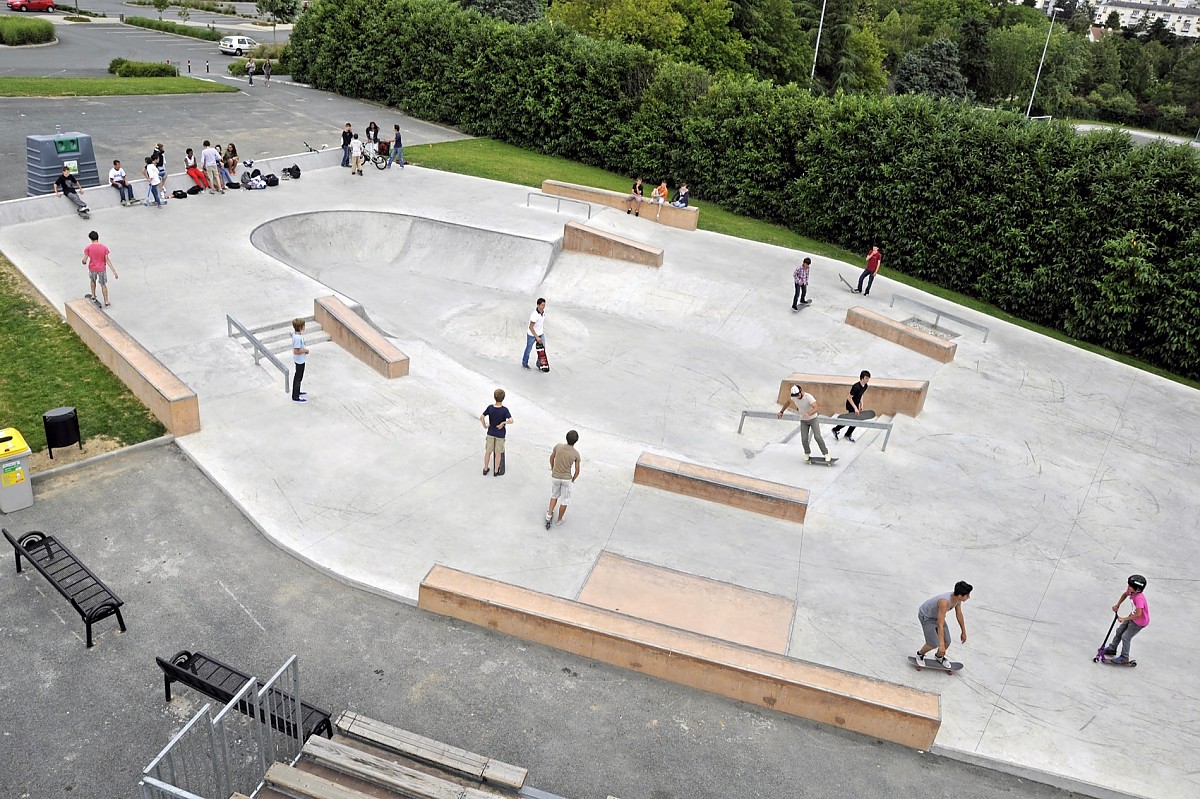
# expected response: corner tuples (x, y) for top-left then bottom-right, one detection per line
(2, 157), (1197, 799)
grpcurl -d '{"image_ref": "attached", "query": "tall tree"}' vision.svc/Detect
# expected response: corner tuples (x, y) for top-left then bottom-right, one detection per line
(458, 0), (544, 23)
(257, 0), (299, 44)
(729, 0), (808, 83)
(893, 37), (971, 98)
(957, 15), (991, 98)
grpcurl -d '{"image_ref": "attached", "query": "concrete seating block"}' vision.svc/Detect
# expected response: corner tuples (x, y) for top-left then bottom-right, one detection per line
(845, 306), (957, 363)
(314, 296), (409, 379)
(66, 299), (200, 436)
(633, 452), (808, 523)
(418, 565), (942, 750)
(542, 180), (699, 231)
(778, 374), (930, 417)
(563, 221), (664, 267)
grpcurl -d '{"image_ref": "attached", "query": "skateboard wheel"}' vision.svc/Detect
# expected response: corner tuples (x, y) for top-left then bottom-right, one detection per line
(1093, 657), (1099, 662)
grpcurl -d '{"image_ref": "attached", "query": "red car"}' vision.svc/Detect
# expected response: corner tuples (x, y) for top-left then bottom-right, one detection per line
(7, 0), (57, 10)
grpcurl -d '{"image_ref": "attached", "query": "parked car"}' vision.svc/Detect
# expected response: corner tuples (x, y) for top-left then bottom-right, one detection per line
(7, 0), (57, 10)
(218, 36), (259, 56)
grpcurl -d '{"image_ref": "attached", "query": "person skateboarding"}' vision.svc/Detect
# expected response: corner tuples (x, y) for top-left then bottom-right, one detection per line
(778, 385), (830, 463)
(832, 370), (871, 442)
(916, 581), (972, 668)
(1102, 574), (1150, 664)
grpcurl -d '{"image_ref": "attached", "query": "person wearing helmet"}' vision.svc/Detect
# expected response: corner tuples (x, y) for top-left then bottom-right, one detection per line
(778, 384), (831, 463)
(916, 581), (972, 668)
(1103, 575), (1150, 664)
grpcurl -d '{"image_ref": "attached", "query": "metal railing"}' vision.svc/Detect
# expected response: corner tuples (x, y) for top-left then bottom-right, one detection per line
(227, 314), (290, 392)
(889, 294), (990, 342)
(738, 410), (895, 451)
(526, 192), (592, 218)
(139, 656), (306, 799)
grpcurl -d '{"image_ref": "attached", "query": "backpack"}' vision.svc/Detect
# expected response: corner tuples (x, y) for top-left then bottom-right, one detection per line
(186, 185), (203, 195)
(264, 174), (279, 187)
(250, 168), (262, 179)
(240, 172), (252, 187)
(172, 189), (188, 199)
(286, 164), (301, 180)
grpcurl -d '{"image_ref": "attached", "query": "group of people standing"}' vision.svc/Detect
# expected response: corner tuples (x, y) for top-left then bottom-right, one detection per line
(340, 121), (405, 174)
(103, 141), (241, 208)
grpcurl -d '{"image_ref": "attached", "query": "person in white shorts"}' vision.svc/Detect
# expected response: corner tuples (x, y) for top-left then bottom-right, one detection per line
(545, 430), (581, 529)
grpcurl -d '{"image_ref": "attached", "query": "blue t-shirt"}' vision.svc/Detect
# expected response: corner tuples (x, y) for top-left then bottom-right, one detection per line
(482, 405), (511, 438)
(292, 332), (306, 364)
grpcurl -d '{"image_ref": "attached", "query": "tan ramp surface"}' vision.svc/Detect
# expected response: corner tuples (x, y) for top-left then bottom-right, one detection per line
(633, 452), (808, 523)
(578, 552), (795, 653)
(315, 296), (410, 379)
(562, 221), (664, 267)
(845, 306), (957, 363)
(419, 565), (941, 750)
(778, 374), (930, 417)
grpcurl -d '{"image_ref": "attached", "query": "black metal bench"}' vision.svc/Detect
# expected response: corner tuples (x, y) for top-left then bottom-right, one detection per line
(157, 650), (333, 741)
(3, 527), (127, 649)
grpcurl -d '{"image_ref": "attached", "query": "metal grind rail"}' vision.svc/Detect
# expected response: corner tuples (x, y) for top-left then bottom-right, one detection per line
(227, 314), (290, 393)
(738, 411), (895, 452)
(889, 293), (991, 342)
(525, 192), (593, 217)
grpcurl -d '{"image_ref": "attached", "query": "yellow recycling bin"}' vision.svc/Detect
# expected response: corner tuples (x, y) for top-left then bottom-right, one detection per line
(0, 428), (34, 513)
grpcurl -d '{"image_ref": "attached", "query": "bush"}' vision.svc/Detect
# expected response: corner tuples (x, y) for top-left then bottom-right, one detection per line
(0, 17), (56, 46)
(252, 42), (286, 59)
(227, 57), (278, 76)
(124, 16), (225, 41)
(289, 0), (1200, 379)
(108, 57), (128, 74)
(116, 60), (180, 77)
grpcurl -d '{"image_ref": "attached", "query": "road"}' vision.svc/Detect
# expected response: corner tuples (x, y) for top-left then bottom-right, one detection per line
(0, 444), (1079, 799)
(0, 19), (468, 200)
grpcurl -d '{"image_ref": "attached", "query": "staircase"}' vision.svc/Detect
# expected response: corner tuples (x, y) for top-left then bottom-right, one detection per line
(230, 315), (331, 361)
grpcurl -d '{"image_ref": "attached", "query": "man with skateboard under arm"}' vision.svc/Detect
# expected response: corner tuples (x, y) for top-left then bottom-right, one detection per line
(916, 581), (972, 668)
(832, 370), (871, 442)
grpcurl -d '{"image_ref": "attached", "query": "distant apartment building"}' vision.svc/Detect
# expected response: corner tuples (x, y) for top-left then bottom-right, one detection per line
(1026, 0), (1200, 38)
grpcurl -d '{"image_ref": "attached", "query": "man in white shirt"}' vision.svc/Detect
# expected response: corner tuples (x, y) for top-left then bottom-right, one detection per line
(200, 140), (225, 193)
(108, 160), (134, 205)
(778, 384), (831, 463)
(144, 156), (164, 207)
(349, 134), (364, 176)
(522, 298), (546, 370)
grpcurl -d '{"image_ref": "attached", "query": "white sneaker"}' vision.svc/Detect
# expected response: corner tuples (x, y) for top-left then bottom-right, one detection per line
(803, 453), (810, 461)
(555, 518), (565, 526)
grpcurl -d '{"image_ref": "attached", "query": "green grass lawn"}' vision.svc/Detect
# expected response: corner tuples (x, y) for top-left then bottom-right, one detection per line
(0, 254), (165, 453)
(409, 137), (1199, 390)
(0, 77), (238, 97)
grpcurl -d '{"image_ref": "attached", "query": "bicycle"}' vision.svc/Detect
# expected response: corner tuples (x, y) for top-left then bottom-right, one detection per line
(363, 145), (388, 170)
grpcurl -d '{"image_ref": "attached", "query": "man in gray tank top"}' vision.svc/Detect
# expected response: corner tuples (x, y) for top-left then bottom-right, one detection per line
(916, 581), (972, 667)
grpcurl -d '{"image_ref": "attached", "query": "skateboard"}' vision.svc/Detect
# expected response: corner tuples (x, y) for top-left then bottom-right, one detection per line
(496, 452), (505, 476)
(838, 274), (858, 293)
(805, 457), (838, 466)
(84, 293), (103, 310)
(77, 206), (90, 219)
(791, 301), (812, 313)
(535, 341), (550, 372)
(836, 410), (877, 422)
(909, 655), (963, 674)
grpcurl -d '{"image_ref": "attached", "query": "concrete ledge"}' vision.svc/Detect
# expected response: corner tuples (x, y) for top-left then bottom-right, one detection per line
(66, 300), (200, 436)
(846, 306), (957, 363)
(633, 452), (808, 523)
(778, 374), (929, 417)
(418, 565), (941, 750)
(562, 221), (663, 267)
(314, 296), (410, 378)
(542, 180), (699, 231)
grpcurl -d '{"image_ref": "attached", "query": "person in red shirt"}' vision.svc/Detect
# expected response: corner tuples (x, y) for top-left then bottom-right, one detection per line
(82, 230), (118, 307)
(855, 245), (881, 295)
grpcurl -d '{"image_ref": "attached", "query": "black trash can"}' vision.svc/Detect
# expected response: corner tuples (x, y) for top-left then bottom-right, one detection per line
(43, 407), (82, 460)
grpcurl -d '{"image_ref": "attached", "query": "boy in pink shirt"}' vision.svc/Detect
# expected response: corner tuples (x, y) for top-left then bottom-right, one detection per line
(1103, 574), (1149, 663)
(82, 230), (118, 307)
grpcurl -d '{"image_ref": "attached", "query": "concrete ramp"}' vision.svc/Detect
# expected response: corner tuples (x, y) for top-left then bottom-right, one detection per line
(252, 211), (559, 293)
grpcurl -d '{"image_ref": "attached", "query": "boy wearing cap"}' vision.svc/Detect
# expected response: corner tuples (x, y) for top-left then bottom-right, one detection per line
(778, 385), (830, 463)
(1103, 574), (1150, 664)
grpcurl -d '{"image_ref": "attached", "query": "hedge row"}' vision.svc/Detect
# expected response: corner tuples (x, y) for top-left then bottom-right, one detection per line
(0, 17), (55, 46)
(108, 58), (180, 77)
(124, 16), (224, 41)
(288, 0), (1200, 378)
(227, 57), (279, 76)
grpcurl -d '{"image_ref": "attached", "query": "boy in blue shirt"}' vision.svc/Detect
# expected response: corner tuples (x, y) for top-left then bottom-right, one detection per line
(480, 388), (513, 476)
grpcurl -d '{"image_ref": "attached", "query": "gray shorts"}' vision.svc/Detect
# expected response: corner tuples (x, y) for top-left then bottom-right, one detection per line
(920, 617), (950, 649)
(90, 270), (107, 285)
(550, 478), (572, 504)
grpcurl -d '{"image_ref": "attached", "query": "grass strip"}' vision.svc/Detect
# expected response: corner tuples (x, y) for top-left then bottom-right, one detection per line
(0, 253), (165, 453)
(408, 137), (1199, 390)
(0, 77), (237, 97)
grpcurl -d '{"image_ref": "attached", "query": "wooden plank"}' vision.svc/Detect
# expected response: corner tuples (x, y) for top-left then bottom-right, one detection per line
(304, 736), (498, 799)
(335, 711), (526, 789)
(265, 762), (374, 799)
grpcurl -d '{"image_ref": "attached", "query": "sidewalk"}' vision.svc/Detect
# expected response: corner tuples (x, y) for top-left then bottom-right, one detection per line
(1, 161), (1196, 799)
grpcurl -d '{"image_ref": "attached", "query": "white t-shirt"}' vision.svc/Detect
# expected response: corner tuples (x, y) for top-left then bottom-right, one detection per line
(796, 392), (818, 420)
(528, 310), (544, 337)
(292, 332), (307, 364)
(201, 147), (220, 168)
(108, 167), (126, 184)
(146, 163), (160, 185)
(350, 139), (363, 157)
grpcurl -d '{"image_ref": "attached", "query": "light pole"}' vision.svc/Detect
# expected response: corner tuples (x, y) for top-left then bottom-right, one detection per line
(810, 0), (829, 90)
(1026, 5), (1061, 118)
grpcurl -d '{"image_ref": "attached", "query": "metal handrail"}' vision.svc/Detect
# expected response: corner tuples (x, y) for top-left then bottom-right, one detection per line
(227, 314), (290, 392)
(526, 191), (592, 218)
(889, 293), (990, 342)
(737, 410), (895, 451)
